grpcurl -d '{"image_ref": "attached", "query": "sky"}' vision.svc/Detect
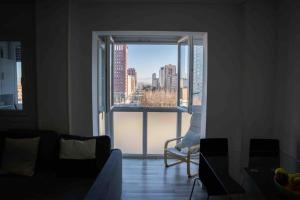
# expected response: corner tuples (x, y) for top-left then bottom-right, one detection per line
(17, 62), (22, 80)
(127, 44), (177, 84)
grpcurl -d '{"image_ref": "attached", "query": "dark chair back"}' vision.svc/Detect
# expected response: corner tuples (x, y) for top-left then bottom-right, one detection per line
(200, 138), (228, 157)
(200, 138), (229, 174)
(199, 138), (245, 198)
(199, 153), (228, 196)
(249, 139), (280, 170)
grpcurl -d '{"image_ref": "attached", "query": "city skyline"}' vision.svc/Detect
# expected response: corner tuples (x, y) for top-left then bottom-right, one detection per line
(127, 44), (177, 84)
(112, 43), (200, 107)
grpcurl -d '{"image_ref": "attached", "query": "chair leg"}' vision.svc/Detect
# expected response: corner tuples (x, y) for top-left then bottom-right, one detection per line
(189, 178), (199, 200)
(164, 152), (184, 167)
(187, 159), (191, 177)
(187, 159), (198, 177)
(164, 150), (168, 167)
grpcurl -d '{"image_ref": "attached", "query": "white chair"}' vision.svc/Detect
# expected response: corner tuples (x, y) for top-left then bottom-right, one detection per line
(164, 110), (201, 177)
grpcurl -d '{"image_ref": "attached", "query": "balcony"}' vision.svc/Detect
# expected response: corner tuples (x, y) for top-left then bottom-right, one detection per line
(99, 110), (192, 157)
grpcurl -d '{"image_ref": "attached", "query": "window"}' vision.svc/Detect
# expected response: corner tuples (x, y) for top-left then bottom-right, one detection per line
(112, 44), (177, 108)
(93, 32), (207, 155)
(0, 41), (23, 110)
(97, 33), (205, 112)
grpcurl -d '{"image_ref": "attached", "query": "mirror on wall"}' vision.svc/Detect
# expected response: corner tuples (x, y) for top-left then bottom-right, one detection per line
(0, 41), (23, 110)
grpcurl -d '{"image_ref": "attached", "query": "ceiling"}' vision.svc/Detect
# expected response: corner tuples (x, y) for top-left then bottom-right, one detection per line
(1, 0), (247, 4)
(78, 0), (246, 4)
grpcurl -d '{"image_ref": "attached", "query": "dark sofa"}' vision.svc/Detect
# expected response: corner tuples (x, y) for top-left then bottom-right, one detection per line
(0, 130), (122, 200)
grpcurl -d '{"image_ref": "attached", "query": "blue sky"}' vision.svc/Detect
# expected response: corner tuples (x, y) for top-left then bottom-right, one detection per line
(17, 62), (22, 80)
(127, 44), (177, 84)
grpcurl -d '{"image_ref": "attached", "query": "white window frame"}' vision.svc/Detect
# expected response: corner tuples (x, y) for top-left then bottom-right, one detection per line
(92, 31), (208, 157)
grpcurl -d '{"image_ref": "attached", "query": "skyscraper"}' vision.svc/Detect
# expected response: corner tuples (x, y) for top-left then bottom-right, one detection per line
(152, 73), (159, 89)
(127, 68), (137, 96)
(159, 64), (177, 91)
(113, 44), (128, 103)
(159, 67), (165, 89)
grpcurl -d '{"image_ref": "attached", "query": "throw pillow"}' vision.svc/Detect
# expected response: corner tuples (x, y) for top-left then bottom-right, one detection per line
(57, 138), (98, 177)
(0, 137), (40, 176)
(59, 138), (96, 159)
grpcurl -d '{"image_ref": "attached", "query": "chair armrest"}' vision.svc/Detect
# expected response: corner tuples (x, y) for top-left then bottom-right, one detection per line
(164, 137), (183, 150)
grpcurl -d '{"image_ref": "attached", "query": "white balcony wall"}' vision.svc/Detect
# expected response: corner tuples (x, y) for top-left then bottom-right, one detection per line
(98, 112), (106, 136)
(147, 112), (177, 154)
(113, 112), (143, 154)
(106, 111), (191, 155)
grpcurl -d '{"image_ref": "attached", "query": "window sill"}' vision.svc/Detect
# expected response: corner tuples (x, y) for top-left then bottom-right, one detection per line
(110, 106), (187, 112)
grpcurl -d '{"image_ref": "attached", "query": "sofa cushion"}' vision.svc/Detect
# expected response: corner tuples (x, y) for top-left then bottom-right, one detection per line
(1, 137), (40, 176)
(0, 130), (59, 172)
(60, 138), (96, 159)
(57, 135), (111, 177)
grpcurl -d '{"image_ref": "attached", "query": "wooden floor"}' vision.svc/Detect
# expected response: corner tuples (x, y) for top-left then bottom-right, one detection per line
(122, 159), (262, 200)
(122, 158), (205, 200)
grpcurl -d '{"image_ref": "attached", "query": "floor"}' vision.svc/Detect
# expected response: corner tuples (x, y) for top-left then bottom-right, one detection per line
(121, 159), (264, 200)
(122, 158), (204, 200)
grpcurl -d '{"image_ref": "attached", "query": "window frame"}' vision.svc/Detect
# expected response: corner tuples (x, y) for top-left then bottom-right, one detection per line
(109, 41), (181, 111)
(92, 31), (208, 153)
(177, 35), (194, 113)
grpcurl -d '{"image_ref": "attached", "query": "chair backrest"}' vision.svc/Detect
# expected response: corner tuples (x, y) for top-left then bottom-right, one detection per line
(249, 139), (279, 157)
(200, 138), (228, 157)
(199, 153), (227, 196)
(249, 139), (280, 170)
(188, 111), (201, 134)
(200, 138), (229, 176)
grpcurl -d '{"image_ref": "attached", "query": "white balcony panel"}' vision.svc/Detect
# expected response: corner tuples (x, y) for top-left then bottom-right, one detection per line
(147, 112), (177, 154)
(113, 112), (143, 154)
(98, 112), (106, 136)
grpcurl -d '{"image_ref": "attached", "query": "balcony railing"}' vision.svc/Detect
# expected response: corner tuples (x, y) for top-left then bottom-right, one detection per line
(99, 109), (191, 157)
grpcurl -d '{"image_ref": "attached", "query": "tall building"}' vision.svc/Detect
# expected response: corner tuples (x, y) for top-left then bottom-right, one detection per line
(127, 68), (137, 96)
(113, 44), (128, 102)
(166, 74), (177, 91)
(159, 64), (177, 91)
(152, 73), (159, 89)
(159, 67), (165, 89)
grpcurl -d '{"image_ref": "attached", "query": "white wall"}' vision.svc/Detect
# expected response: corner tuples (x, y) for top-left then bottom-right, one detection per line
(69, 1), (244, 142)
(36, 0), (70, 133)
(275, 0), (300, 163)
(33, 0), (284, 172)
(67, 1), (282, 175)
(4, 1), (299, 168)
(240, 0), (277, 166)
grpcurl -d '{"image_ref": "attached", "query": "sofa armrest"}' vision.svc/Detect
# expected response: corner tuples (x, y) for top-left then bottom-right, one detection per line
(85, 149), (122, 200)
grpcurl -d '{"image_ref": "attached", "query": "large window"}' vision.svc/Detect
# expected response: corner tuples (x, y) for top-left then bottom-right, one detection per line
(0, 41), (23, 110)
(97, 33), (205, 112)
(112, 44), (178, 107)
(94, 32), (207, 156)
